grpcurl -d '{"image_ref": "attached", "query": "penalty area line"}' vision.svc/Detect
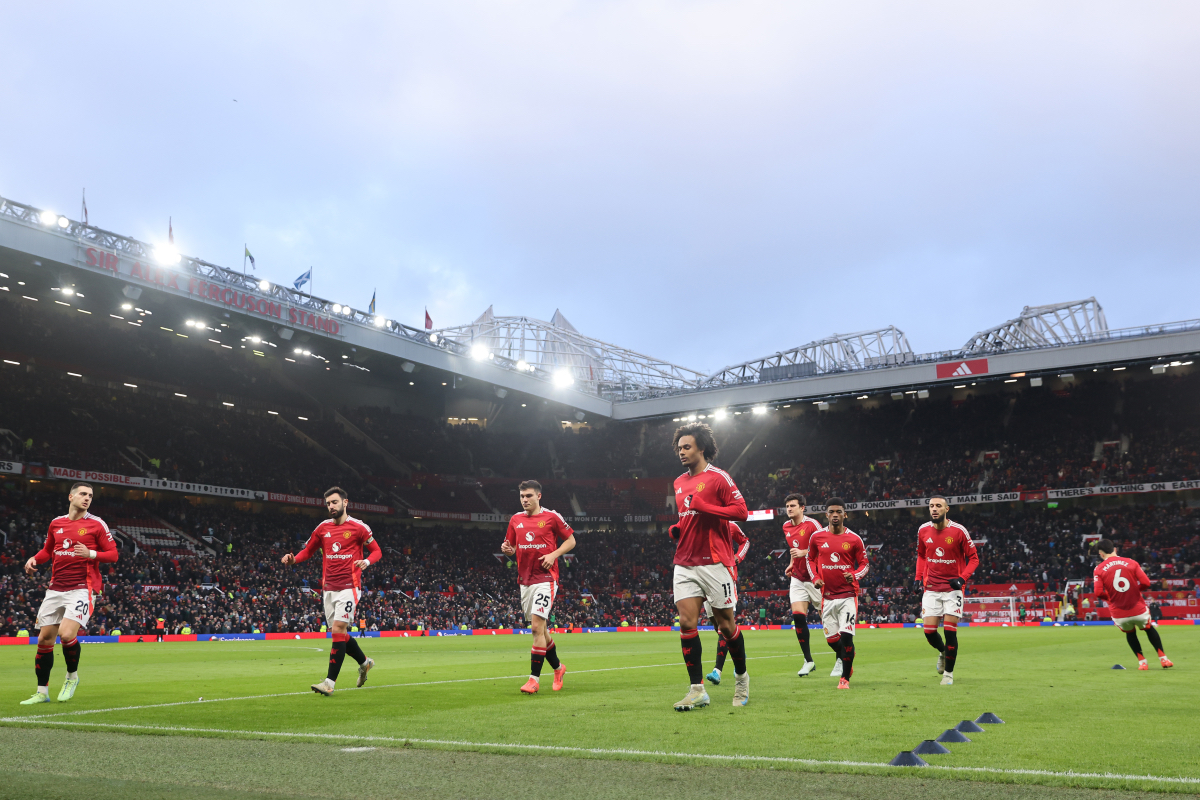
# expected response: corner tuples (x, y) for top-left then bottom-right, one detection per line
(0, 719), (1196, 786)
(5, 653), (810, 721)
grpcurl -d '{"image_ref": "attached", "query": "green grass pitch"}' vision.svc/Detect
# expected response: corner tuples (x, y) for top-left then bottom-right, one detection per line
(0, 626), (1195, 799)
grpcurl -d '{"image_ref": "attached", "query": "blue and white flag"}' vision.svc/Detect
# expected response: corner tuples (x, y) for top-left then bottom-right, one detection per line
(368, 290), (376, 315)
(293, 268), (312, 291)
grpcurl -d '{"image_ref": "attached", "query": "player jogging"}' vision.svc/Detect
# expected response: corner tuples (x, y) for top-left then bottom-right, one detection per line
(782, 493), (820, 676)
(281, 487), (382, 696)
(806, 498), (868, 689)
(1093, 539), (1173, 670)
(669, 422), (750, 711)
(916, 495), (978, 686)
(500, 480), (576, 694)
(20, 482), (117, 704)
(706, 520), (750, 686)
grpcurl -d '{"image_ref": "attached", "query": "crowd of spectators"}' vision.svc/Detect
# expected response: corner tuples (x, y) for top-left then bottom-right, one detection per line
(2, 483), (1195, 636)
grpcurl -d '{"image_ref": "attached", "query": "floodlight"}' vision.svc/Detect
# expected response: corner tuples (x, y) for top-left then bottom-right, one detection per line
(57, 216), (70, 228)
(332, 304), (342, 314)
(154, 246), (181, 265)
(39, 210), (57, 225)
(258, 280), (271, 291)
(373, 316), (385, 327)
(470, 343), (488, 361)
(751, 405), (768, 415)
(553, 369), (574, 387)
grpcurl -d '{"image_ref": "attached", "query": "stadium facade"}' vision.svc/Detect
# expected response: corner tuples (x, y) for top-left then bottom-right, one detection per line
(3, 194), (1198, 423)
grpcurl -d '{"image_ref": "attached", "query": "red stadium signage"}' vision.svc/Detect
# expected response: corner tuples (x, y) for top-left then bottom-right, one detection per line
(935, 358), (989, 380)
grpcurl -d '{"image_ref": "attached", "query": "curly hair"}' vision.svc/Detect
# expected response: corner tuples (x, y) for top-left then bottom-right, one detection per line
(672, 422), (718, 462)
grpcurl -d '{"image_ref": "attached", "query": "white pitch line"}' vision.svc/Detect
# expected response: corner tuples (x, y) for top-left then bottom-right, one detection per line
(6, 653), (812, 721)
(1, 719), (1196, 786)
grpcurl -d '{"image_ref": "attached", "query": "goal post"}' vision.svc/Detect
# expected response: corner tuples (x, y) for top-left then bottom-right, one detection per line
(962, 595), (1017, 626)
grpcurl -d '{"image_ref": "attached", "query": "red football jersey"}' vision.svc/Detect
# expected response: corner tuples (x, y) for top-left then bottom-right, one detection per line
(729, 522), (750, 565)
(35, 513), (118, 593)
(1093, 556), (1151, 619)
(672, 464), (748, 568)
(294, 516), (382, 592)
(916, 521), (979, 592)
(806, 527), (869, 600)
(505, 508), (574, 586)
(783, 516), (819, 581)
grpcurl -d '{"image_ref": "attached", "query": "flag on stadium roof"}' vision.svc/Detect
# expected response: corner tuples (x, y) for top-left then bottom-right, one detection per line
(294, 268), (312, 291)
(425, 308), (433, 330)
(368, 290), (376, 315)
(81, 189), (88, 226)
(168, 217), (174, 245)
(244, 245), (256, 270)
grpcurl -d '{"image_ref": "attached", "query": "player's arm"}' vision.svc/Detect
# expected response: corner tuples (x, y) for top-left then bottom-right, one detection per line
(501, 519), (517, 555)
(1135, 563), (1151, 591)
(1092, 574), (1108, 604)
(540, 522), (576, 569)
(355, 535), (383, 570)
(806, 536), (823, 586)
(950, 532), (978, 590)
(851, 540), (870, 582)
(283, 531), (320, 565)
(687, 478), (748, 522)
(25, 529), (54, 574)
(90, 525), (119, 562)
(732, 528), (750, 565)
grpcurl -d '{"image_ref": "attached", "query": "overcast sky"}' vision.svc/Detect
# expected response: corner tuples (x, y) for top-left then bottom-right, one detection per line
(3, 2), (1197, 372)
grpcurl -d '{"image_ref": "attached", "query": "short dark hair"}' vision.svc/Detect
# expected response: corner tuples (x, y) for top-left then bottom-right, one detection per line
(518, 480), (542, 493)
(69, 481), (93, 495)
(784, 493), (806, 506)
(323, 486), (348, 501)
(1096, 538), (1115, 554)
(929, 494), (950, 505)
(824, 497), (846, 510)
(673, 422), (718, 462)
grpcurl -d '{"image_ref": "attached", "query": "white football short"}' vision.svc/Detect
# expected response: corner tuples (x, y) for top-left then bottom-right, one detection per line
(674, 563), (737, 610)
(323, 588), (359, 626)
(1112, 611), (1152, 632)
(789, 578), (821, 606)
(35, 588), (93, 629)
(520, 581), (557, 621)
(820, 596), (857, 639)
(922, 590), (965, 619)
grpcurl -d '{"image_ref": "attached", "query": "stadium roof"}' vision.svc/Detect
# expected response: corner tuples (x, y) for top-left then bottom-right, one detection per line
(2, 194), (1198, 420)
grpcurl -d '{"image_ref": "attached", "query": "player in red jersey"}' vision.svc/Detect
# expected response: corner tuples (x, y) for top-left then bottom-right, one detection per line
(20, 481), (117, 704)
(501, 479), (576, 694)
(282, 487), (382, 696)
(668, 422), (749, 710)
(916, 495), (979, 686)
(806, 498), (868, 689)
(782, 493), (820, 676)
(1093, 539), (1173, 670)
(705, 520), (750, 685)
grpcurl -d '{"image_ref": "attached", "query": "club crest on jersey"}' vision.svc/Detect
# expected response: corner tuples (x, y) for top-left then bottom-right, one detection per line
(945, 536), (954, 544)
(696, 482), (705, 492)
(344, 531), (353, 539)
(842, 542), (852, 550)
(78, 528), (87, 535)
(525, 532), (534, 542)
(830, 553), (840, 563)
(538, 521), (546, 528)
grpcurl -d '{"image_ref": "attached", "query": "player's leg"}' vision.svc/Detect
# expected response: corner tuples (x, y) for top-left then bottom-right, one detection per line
(790, 581), (815, 674)
(712, 604), (749, 707)
(1124, 627), (1146, 667)
(836, 599), (857, 686)
(57, 616), (84, 702)
(341, 591), (374, 687)
(523, 614), (548, 693)
(313, 592), (353, 695)
(941, 613), (959, 685)
(705, 600), (725, 684)
(820, 599), (844, 677)
(672, 570), (710, 711)
(540, 583), (565, 690)
(922, 591), (947, 674)
(1141, 622), (1172, 668)
(24, 624), (59, 704)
